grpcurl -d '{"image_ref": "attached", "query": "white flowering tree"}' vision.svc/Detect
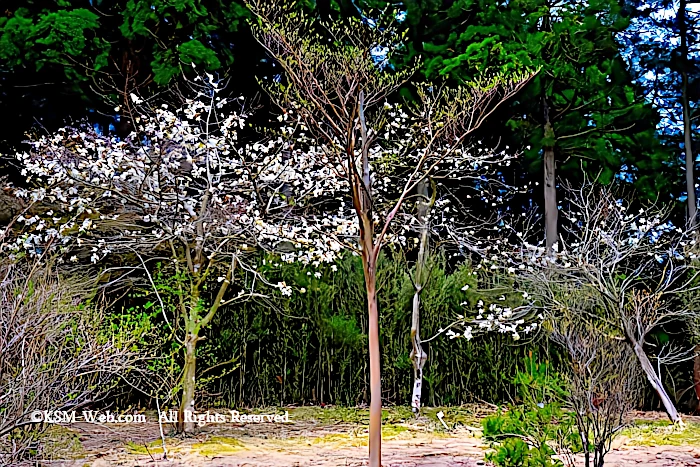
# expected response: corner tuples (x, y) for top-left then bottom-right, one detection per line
(407, 176), (546, 413)
(502, 182), (700, 423)
(5, 76), (355, 433)
(248, 2), (531, 464)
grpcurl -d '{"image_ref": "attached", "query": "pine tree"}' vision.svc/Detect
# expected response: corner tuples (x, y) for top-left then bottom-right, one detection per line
(399, 0), (674, 250)
(621, 0), (700, 407)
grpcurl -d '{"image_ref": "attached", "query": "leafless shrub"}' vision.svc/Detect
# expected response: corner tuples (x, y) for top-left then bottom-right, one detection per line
(0, 261), (138, 464)
(550, 311), (643, 467)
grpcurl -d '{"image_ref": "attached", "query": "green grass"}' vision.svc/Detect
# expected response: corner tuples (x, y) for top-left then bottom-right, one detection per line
(38, 425), (84, 460)
(282, 405), (414, 424)
(284, 424), (415, 448)
(622, 420), (700, 447)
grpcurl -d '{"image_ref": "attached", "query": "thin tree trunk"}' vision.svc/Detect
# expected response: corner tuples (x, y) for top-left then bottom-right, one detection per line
(693, 344), (700, 407)
(632, 342), (681, 423)
(578, 413), (590, 467)
(357, 91), (381, 467)
(683, 79), (697, 226)
(680, 0), (697, 229)
(410, 290), (427, 414)
(679, 0), (700, 408)
(364, 261), (381, 467)
(178, 332), (198, 433)
(544, 144), (557, 252)
(543, 102), (558, 254)
(410, 179), (431, 414)
(595, 449), (605, 467)
(175, 255), (233, 433)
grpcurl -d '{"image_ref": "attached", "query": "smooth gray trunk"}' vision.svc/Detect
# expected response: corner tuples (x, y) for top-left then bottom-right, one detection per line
(410, 179), (431, 414)
(694, 344), (700, 405)
(679, 0), (700, 407)
(543, 101), (558, 254)
(632, 342), (681, 423)
(680, 0), (697, 229)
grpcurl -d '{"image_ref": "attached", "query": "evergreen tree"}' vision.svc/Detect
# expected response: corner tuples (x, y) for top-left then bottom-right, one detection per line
(397, 0), (674, 249)
(622, 0), (700, 222)
(0, 0), (262, 148)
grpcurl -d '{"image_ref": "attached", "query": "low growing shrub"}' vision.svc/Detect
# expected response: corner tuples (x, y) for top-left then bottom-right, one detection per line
(483, 354), (579, 467)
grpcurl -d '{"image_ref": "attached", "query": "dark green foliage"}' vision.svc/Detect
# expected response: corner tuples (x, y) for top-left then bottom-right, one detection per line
(0, 0), (251, 85)
(200, 253), (560, 407)
(483, 355), (580, 467)
(621, 0), (700, 210)
(108, 252), (562, 408)
(397, 0), (675, 201)
(0, 7), (106, 74)
(0, 0), (264, 156)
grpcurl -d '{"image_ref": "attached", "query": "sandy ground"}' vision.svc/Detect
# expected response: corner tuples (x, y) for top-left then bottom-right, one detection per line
(31, 410), (700, 467)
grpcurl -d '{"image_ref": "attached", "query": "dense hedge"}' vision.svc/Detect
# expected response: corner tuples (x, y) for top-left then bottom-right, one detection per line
(110, 249), (696, 411)
(111, 251), (567, 408)
(205, 253), (559, 408)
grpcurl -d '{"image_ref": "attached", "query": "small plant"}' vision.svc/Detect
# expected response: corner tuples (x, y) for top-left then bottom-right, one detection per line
(482, 354), (579, 467)
(549, 315), (642, 467)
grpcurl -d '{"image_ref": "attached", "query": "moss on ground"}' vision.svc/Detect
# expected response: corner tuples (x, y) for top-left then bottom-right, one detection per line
(280, 424), (415, 448)
(622, 420), (700, 447)
(278, 405), (482, 428)
(279, 406), (414, 424)
(38, 425), (84, 460)
(192, 436), (245, 456)
(125, 439), (166, 455)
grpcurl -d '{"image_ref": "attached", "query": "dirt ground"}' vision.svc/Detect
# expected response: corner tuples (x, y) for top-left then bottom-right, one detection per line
(33, 408), (700, 467)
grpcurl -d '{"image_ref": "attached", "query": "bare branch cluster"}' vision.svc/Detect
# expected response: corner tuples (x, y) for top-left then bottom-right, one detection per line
(550, 313), (643, 467)
(503, 181), (700, 423)
(0, 261), (138, 463)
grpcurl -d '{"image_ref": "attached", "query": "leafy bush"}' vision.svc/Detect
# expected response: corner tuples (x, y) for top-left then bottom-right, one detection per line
(106, 251), (565, 408)
(483, 354), (579, 467)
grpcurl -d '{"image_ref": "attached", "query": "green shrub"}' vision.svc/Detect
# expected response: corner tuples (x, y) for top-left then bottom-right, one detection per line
(483, 354), (579, 467)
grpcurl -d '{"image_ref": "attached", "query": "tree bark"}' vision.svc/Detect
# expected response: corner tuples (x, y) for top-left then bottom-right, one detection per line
(679, 0), (700, 409)
(680, 0), (697, 229)
(363, 258), (381, 467)
(595, 449), (605, 467)
(632, 342), (681, 423)
(543, 101), (558, 254)
(410, 289), (427, 414)
(178, 332), (198, 433)
(544, 143), (557, 253)
(410, 179), (431, 414)
(356, 91), (381, 467)
(693, 344), (700, 407)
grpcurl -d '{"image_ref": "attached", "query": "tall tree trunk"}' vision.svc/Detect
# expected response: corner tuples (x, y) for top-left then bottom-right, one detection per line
(632, 342), (681, 423)
(679, 0), (700, 409)
(363, 255), (381, 467)
(356, 91), (381, 467)
(694, 344), (700, 407)
(410, 179), (431, 414)
(543, 103), (558, 254)
(680, 0), (697, 229)
(178, 332), (198, 433)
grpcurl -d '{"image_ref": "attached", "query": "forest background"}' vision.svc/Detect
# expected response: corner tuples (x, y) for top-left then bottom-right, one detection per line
(1, 0), (700, 433)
